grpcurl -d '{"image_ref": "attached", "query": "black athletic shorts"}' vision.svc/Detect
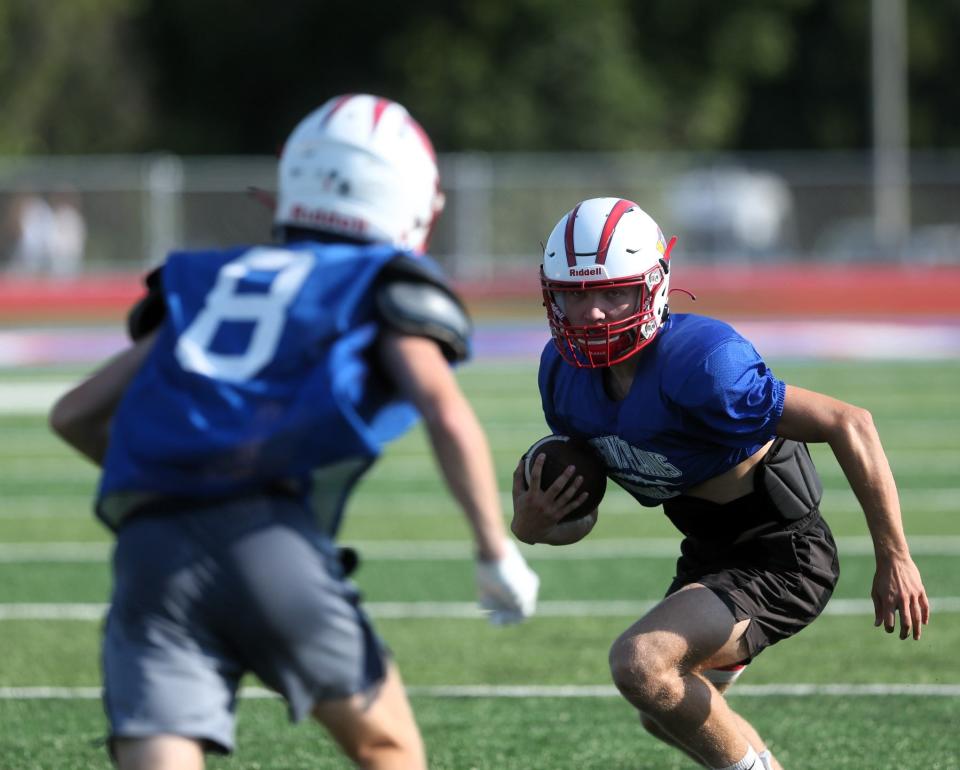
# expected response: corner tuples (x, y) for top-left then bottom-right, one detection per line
(666, 507), (840, 660)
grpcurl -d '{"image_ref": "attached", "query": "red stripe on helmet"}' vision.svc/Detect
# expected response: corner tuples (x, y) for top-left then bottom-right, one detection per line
(596, 199), (637, 265)
(564, 203), (583, 267)
(320, 93), (355, 126)
(371, 97), (392, 132)
(663, 235), (677, 263)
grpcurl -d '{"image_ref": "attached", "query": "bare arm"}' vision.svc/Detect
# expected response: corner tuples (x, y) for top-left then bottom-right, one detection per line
(49, 333), (158, 466)
(776, 384), (930, 639)
(377, 331), (509, 561)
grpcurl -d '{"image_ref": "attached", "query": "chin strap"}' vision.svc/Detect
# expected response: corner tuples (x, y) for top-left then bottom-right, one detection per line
(662, 234), (696, 306)
(668, 287), (697, 301)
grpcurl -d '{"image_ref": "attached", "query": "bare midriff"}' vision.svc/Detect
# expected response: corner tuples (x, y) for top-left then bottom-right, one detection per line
(684, 439), (775, 504)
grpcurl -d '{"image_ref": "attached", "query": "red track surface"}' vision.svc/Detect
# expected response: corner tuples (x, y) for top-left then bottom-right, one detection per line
(1, 265), (958, 322)
(461, 266), (960, 319)
(0, 275), (143, 323)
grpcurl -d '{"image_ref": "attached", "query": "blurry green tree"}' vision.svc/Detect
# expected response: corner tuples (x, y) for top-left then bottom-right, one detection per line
(1, 0), (957, 154)
(0, 0), (149, 153)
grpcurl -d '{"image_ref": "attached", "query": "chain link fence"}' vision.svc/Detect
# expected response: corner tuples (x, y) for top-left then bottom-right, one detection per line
(2, 150), (959, 281)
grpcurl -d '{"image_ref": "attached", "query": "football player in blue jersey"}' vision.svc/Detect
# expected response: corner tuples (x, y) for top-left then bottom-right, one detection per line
(49, 94), (539, 770)
(511, 198), (930, 770)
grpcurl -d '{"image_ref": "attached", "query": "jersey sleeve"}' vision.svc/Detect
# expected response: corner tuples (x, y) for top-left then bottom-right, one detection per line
(671, 338), (785, 447)
(538, 342), (567, 435)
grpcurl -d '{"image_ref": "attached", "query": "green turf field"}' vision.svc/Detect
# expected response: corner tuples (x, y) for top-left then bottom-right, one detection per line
(1, 359), (958, 769)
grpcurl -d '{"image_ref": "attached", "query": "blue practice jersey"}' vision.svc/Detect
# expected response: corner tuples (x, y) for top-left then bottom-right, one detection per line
(538, 314), (785, 506)
(98, 241), (451, 533)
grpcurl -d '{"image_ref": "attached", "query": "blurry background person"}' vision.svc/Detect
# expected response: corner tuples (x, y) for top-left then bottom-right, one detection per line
(47, 186), (87, 277)
(7, 190), (54, 274)
(4, 187), (86, 276)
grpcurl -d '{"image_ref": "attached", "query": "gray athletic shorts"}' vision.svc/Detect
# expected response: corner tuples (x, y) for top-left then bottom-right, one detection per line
(102, 494), (387, 754)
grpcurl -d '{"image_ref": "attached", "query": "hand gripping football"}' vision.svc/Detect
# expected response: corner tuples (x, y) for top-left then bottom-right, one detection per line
(522, 434), (607, 522)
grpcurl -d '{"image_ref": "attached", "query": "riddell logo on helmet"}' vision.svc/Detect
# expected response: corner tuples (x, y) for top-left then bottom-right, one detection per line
(291, 205), (368, 234)
(570, 266), (603, 277)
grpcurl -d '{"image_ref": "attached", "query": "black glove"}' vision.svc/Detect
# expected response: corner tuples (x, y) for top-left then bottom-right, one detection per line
(337, 546), (360, 577)
(127, 267), (166, 341)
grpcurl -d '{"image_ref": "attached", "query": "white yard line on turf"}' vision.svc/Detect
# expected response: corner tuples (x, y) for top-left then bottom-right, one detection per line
(4, 535), (960, 562)
(0, 489), (956, 517)
(0, 382), (73, 414)
(1, 683), (958, 700)
(2, 597), (959, 621)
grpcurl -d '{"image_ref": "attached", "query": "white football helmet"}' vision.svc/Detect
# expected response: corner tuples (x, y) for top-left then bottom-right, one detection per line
(541, 197), (675, 367)
(274, 94), (444, 253)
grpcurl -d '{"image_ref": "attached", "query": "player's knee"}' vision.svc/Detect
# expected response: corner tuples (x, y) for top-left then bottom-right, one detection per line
(350, 732), (425, 769)
(608, 636), (681, 712)
(333, 718), (425, 769)
(638, 712), (664, 737)
(114, 736), (204, 770)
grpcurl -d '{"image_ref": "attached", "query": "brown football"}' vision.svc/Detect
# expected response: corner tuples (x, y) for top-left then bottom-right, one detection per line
(522, 434), (607, 522)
